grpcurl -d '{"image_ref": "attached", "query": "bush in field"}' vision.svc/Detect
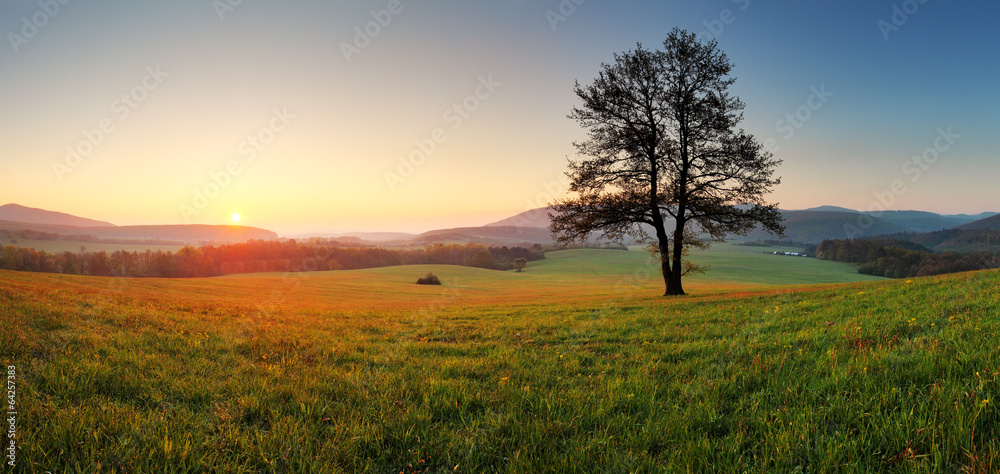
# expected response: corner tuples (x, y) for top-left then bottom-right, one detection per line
(416, 273), (441, 285)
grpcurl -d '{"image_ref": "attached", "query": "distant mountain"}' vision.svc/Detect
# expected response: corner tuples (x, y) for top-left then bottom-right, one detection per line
(413, 226), (553, 245)
(484, 205), (999, 245)
(289, 232), (418, 242)
(1, 219), (276, 244)
(336, 232), (418, 242)
(951, 212), (998, 221)
(0, 203), (115, 227)
(485, 207), (556, 228)
(867, 210), (978, 233)
(0, 204), (278, 243)
(738, 210), (909, 243)
(802, 205), (859, 213)
(956, 214), (1000, 231)
(79, 224), (277, 243)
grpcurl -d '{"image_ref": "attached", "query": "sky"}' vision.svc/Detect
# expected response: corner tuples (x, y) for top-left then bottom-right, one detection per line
(2, 1), (998, 236)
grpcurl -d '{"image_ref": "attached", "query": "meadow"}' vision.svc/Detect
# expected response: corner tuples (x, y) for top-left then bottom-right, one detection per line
(3, 246), (999, 472)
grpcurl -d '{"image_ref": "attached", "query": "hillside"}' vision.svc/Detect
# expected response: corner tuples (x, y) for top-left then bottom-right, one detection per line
(868, 210), (980, 233)
(74, 224), (278, 242)
(956, 213), (1000, 231)
(737, 210), (908, 243)
(413, 225), (553, 245)
(0, 220), (276, 244)
(485, 206), (993, 244)
(0, 203), (115, 227)
(801, 205), (859, 213)
(485, 207), (556, 228)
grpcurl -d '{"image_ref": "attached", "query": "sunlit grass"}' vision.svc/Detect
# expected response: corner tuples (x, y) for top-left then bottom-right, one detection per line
(3, 249), (998, 472)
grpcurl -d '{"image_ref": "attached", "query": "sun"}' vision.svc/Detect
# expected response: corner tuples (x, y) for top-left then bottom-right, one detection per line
(231, 213), (240, 223)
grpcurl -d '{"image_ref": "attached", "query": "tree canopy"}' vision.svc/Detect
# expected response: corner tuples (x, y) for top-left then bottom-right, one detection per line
(551, 28), (784, 295)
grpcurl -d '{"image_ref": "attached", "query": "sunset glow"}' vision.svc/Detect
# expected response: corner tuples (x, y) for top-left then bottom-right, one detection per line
(1, 2), (997, 236)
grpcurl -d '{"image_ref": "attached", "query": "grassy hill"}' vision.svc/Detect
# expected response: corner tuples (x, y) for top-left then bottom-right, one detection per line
(4, 250), (999, 471)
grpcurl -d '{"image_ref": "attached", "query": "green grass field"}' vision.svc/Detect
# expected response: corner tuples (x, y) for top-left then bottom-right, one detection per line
(3, 248), (999, 472)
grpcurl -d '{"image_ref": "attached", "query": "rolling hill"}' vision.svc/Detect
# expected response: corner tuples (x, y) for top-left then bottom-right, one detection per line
(485, 207), (556, 228)
(956, 213), (1000, 231)
(867, 210), (985, 233)
(737, 210), (909, 242)
(0, 203), (115, 227)
(0, 203), (279, 244)
(412, 225), (553, 245)
(483, 206), (998, 245)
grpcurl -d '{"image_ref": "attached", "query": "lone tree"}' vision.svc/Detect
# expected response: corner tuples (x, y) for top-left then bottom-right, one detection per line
(550, 28), (784, 296)
(513, 257), (528, 272)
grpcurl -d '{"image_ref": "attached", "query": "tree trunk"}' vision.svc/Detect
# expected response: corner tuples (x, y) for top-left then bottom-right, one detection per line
(650, 213), (673, 297)
(666, 218), (686, 296)
(660, 241), (672, 296)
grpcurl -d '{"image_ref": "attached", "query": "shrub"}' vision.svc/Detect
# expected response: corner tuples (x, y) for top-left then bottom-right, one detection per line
(416, 273), (441, 285)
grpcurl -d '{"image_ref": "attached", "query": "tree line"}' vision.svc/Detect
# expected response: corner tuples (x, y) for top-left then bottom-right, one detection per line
(0, 240), (546, 278)
(815, 239), (1000, 279)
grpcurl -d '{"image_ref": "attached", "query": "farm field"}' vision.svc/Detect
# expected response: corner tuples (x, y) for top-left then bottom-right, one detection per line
(3, 249), (999, 471)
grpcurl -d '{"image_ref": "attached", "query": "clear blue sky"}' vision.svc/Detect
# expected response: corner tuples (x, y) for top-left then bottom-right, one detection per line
(2, 1), (997, 234)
